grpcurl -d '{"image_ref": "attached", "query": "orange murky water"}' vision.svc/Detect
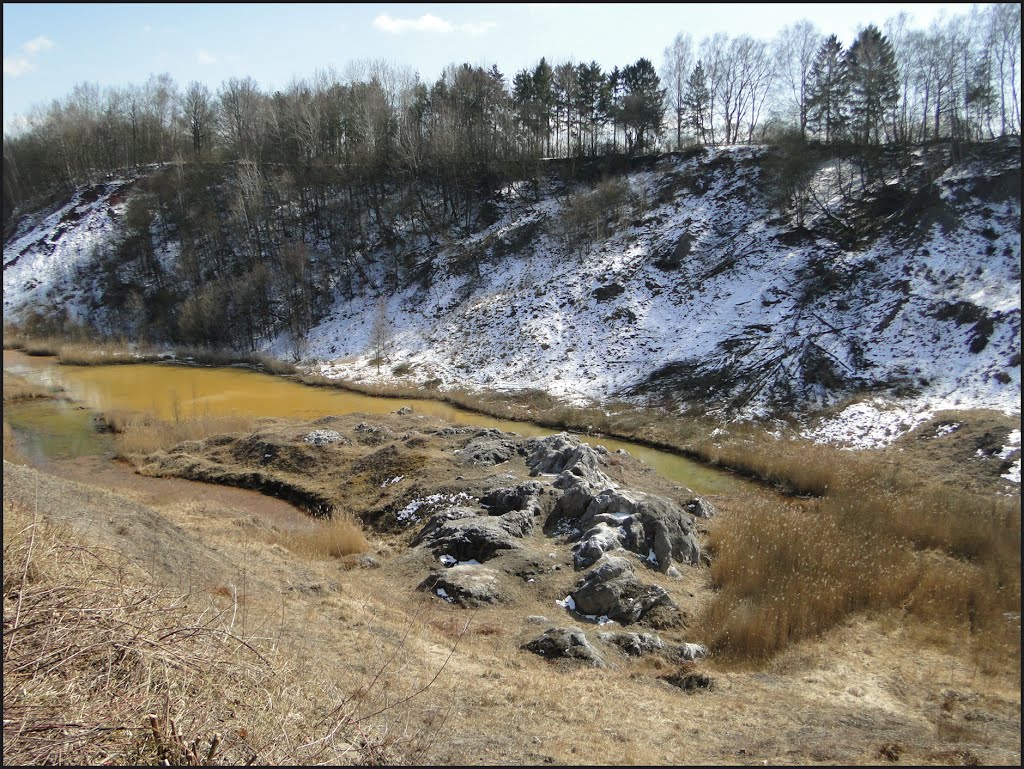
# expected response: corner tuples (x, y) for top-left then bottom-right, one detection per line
(4, 350), (749, 495)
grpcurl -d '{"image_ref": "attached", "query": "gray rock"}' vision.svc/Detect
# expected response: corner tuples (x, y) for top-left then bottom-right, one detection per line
(571, 521), (630, 569)
(569, 556), (675, 625)
(395, 406), (413, 415)
(411, 507), (526, 562)
(671, 642), (709, 661)
(527, 434), (606, 486)
(410, 506), (479, 546)
(480, 481), (550, 517)
(460, 436), (520, 466)
(682, 496), (717, 519)
(303, 429), (344, 446)
(521, 627), (605, 667)
(419, 565), (503, 607)
(599, 631), (666, 657)
(356, 553), (382, 569)
(531, 436), (704, 573)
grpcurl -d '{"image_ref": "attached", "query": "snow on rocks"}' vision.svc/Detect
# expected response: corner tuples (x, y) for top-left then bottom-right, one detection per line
(303, 429), (344, 446)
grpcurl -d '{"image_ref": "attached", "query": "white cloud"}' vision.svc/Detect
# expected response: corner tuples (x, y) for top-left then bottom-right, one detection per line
(373, 13), (452, 34)
(372, 13), (494, 36)
(197, 50), (218, 65)
(3, 55), (32, 77)
(3, 35), (56, 78)
(143, 24), (153, 34)
(22, 36), (54, 54)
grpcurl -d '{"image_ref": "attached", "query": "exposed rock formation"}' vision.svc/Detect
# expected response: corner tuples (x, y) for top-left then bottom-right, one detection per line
(521, 627), (605, 667)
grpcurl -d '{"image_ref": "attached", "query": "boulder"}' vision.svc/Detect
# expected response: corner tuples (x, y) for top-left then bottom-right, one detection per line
(419, 565), (503, 607)
(303, 429), (344, 446)
(569, 556), (675, 625)
(682, 496), (717, 519)
(671, 642), (709, 661)
(598, 631), (666, 657)
(411, 507), (527, 562)
(527, 433), (607, 488)
(521, 627), (605, 667)
(571, 489), (702, 572)
(459, 435), (520, 466)
(480, 481), (551, 518)
(597, 632), (707, 660)
(571, 521), (632, 569)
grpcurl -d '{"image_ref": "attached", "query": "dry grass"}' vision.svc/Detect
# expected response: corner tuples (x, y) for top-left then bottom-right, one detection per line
(3, 371), (57, 403)
(2, 495), (269, 765)
(2, 488), (457, 766)
(702, 469), (1021, 663)
(57, 340), (163, 365)
(110, 411), (259, 456)
(272, 515), (370, 559)
(6, 330), (296, 376)
(21, 336), (64, 357)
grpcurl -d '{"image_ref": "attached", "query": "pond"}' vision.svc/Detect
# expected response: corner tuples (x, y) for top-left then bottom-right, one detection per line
(3, 349), (750, 495)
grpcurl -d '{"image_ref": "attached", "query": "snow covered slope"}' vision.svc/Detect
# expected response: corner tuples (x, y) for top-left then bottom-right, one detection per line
(298, 143), (1020, 426)
(4, 141), (1020, 455)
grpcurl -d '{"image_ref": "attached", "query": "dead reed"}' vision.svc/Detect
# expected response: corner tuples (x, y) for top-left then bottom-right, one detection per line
(272, 515), (370, 559)
(110, 411), (258, 456)
(702, 467), (1021, 663)
(2, 371), (57, 403)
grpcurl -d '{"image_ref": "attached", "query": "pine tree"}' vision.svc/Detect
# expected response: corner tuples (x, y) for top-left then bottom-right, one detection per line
(806, 35), (849, 144)
(619, 58), (665, 154)
(845, 25), (899, 145)
(575, 61), (605, 156)
(532, 58), (555, 156)
(682, 61), (712, 144)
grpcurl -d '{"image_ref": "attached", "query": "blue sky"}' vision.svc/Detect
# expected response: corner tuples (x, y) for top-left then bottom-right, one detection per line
(3, 2), (970, 132)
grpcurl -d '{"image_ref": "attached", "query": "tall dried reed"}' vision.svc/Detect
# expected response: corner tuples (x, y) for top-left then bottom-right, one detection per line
(272, 515), (370, 559)
(703, 464), (1021, 662)
(109, 411), (258, 456)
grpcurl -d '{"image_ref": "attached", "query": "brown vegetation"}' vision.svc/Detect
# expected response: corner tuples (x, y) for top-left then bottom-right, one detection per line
(271, 515), (370, 559)
(106, 410), (258, 456)
(3, 371), (58, 403)
(5, 331), (295, 375)
(1, 489), (452, 765)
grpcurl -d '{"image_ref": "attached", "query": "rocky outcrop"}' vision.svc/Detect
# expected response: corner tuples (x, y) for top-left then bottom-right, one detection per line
(567, 556), (676, 625)
(598, 631), (666, 657)
(598, 631), (708, 660)
(419, 565), (503, 607)
(459, 429), (524, 466)
(480, 480), (553, 518)
(527, 433), (703, 571)
(521, 627), (605, 667)
(303, 429), (345, 446)
(411, 506), (530, 562)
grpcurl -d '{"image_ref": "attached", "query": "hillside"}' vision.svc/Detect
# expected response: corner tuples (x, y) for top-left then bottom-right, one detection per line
(3, 139), (1020, 458)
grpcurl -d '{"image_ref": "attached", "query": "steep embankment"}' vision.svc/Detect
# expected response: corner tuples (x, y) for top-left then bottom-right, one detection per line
(3, 141), (1020, 457)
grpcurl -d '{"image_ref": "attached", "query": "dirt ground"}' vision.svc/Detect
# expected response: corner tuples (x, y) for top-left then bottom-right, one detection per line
(3, 407), (1020, 765)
